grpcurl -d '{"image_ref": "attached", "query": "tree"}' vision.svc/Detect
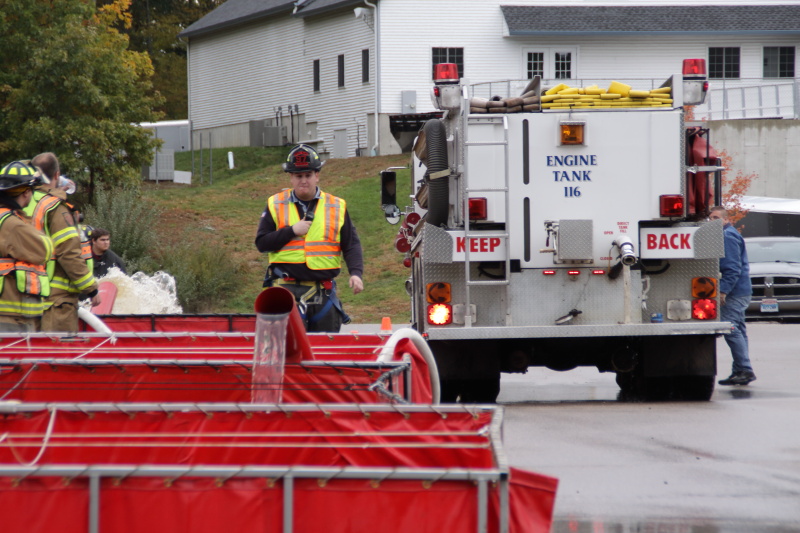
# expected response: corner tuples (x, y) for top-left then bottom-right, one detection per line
(0, 0), (163, 199)
(98, 0), (224, 119)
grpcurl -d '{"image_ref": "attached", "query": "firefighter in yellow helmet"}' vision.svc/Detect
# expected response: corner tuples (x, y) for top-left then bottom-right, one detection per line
(0, 161), (54, 333)
(256, 144), (364, 332)
(25, 152), (100, 333)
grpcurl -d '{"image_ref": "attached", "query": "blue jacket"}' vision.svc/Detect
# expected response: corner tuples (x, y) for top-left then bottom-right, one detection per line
(719, 223), (752, 297)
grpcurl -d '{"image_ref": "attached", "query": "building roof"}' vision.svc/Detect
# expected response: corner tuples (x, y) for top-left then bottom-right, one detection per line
(180, 0), (366, 39)
(180, 0), (294, 39)
(500, 4), (800, 35)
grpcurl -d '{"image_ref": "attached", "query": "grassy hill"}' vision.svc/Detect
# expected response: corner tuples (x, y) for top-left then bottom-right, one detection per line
(141, 146), (413, 323)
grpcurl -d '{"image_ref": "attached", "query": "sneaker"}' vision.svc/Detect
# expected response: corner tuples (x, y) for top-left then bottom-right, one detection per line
(718, 371), (757, 386)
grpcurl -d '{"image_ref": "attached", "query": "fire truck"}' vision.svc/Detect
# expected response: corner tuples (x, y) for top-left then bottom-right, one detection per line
(381, 59), (729, 402)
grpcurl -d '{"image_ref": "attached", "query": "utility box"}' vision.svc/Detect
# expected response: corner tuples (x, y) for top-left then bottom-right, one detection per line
(249, 120), (287, 147)
(402, 91), (417, 114)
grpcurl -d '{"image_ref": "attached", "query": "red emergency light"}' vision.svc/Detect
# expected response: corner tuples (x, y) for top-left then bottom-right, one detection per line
(683, 59), (706, 78)
(692, 298), (717, 320)
(660, 194), (684, 217)
(468, 198), (487, 220)
(542, 270), (556, 276)
(567, 270), (581, 276)
(592, 269), (606, 275)
(434, 63), (459, 83)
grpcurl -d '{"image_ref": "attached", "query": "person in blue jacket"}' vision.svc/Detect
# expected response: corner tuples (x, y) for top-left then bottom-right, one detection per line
(710, 207), (756, 386)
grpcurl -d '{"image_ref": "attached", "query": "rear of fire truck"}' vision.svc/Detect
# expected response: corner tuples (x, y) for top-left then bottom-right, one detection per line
(381, 59), (730, 402)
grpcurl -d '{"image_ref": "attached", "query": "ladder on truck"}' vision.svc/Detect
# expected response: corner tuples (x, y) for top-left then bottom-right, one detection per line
(459, 107), (512, 328)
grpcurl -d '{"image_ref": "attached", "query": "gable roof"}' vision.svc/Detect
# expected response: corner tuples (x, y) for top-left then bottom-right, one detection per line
(180, 0), (366, 39)
(500, 4), (800, 35)
(180, 0), (294, 39)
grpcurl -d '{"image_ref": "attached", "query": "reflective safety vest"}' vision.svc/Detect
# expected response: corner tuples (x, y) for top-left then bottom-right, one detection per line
(23, 191), (93, 292)
(267, 190), (345, 270)
(0, 208), (51, 309)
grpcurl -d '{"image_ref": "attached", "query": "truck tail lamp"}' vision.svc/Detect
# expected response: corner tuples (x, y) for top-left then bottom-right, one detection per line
(660, 194), (684, 217)
(692, 277), (718, 299)
(692, 298), (717, 320)
(428, 303), (453, 325)
(468, 198), (487, 220)
(434, 63), (459, 83)
(426, 282), (451, 304)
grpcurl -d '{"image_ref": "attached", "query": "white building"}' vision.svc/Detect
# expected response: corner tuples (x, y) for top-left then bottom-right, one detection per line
(181, 0), (800, 158)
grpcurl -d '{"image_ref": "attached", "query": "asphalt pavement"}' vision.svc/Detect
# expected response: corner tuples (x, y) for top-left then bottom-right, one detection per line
(497, 321), (800, 532)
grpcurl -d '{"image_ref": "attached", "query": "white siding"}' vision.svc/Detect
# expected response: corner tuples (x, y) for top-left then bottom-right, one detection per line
(188, 13), (374, 157)
(377, 0), (800, 114)
(187, 0), (800, 155)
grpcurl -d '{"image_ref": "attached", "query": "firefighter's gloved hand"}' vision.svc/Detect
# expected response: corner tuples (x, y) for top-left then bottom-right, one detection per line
(349, 275), (364, 295)
(292, 218), (313, 236)
(720, 293), (727, 306)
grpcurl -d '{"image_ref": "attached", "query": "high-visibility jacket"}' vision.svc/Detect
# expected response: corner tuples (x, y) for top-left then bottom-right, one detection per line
(22, 188), (97, 295)
(267, 190), (345, 270)
(0, 207), (53, 317)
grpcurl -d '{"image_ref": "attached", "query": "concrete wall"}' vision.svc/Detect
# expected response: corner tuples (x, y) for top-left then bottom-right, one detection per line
(708, 119), (800, 199)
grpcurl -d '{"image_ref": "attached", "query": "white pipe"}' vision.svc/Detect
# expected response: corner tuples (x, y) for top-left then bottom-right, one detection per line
(377, 328), (441, 404)
(364, 0), (379, 155)
(77, 307), (113, 336)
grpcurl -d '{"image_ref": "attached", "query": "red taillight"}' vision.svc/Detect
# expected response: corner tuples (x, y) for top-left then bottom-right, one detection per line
(683, 59), (706, 77)
(468, 198), (487, 220)
(692, 298), (717, 320)
(543, 270), (556, 276)
(592, 269), (605, 275)
(567, 270), (581, 276)
(434, 63), (459, 83)
(427, 303), (452, 325)
(660, 194), (684, 217)
(433, 86), (440, 97)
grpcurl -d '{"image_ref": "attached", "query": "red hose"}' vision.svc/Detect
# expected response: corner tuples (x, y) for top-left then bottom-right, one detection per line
(254, 287), (315, 362)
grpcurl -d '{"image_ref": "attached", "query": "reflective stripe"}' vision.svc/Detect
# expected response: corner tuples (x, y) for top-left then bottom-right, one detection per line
(0, 299), (46, 316)
(0, 208), (51, 298)
(267, 191), (345, 270)
(51, 270), (96, 293)
(50, 225), (79, 247)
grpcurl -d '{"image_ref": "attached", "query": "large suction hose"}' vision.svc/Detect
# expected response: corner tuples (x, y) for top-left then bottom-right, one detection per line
(377, 328), (441, 404)
(422, 119), (449, 227)
(254, 287), (314, 363)
(77, 307), (113, 336)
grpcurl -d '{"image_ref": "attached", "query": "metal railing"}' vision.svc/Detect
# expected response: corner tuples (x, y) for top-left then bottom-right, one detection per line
(469, 77), (800, 120)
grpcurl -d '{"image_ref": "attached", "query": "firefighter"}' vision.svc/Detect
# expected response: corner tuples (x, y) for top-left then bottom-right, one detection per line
(0, 161), (54, 332)
(25, 152), (100, 333)
(255, 144), (364, 332)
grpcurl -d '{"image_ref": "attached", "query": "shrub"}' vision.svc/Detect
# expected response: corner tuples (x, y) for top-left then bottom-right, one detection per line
(156, 237), (242, 313)
(83, 186), (159, 264)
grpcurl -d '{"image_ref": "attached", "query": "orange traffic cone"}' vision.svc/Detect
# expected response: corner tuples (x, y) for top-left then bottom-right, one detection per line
(380, 316), (392, 333)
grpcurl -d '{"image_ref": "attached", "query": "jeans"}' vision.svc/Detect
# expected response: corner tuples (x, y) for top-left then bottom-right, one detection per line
(720, 294), (753, 374)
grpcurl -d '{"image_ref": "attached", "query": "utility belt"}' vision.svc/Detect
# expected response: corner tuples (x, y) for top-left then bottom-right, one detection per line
(264, 267), (350, 325)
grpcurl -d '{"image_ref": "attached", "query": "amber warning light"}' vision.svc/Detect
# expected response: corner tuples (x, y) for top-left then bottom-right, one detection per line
(560, 123), (584, 145)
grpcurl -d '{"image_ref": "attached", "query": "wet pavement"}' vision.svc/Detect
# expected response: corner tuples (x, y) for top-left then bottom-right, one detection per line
(498, 322), (800, 532)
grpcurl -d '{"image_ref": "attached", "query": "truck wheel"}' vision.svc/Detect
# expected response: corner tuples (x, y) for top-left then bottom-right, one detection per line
(672, 375), (715, 401)
(438, 376), (501, 404)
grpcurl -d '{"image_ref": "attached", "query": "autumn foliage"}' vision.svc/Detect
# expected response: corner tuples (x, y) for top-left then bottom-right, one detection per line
(684, 106), (757, 227)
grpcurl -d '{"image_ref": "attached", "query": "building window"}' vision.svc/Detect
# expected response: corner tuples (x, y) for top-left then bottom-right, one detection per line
(764, 46), (795, 78)
(313, 59), (320, 92)
(554, 52), (572, 79)
(338, 54), (345, 88)
(709, 47), (740, 79)
(362, 49), (369, 83)
(527, 52), (544, 78)
(432, 47), (463, 79)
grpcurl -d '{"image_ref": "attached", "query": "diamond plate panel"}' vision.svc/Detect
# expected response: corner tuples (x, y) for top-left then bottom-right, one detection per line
(557, 220), (593, 262)
(692, 220), (725, 259)
(640, 257), (721, 321)
(420, 223), (453, 264)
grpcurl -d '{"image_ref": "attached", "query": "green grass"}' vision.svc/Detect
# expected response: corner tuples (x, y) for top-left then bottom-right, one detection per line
(142, 146), (412, 322)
